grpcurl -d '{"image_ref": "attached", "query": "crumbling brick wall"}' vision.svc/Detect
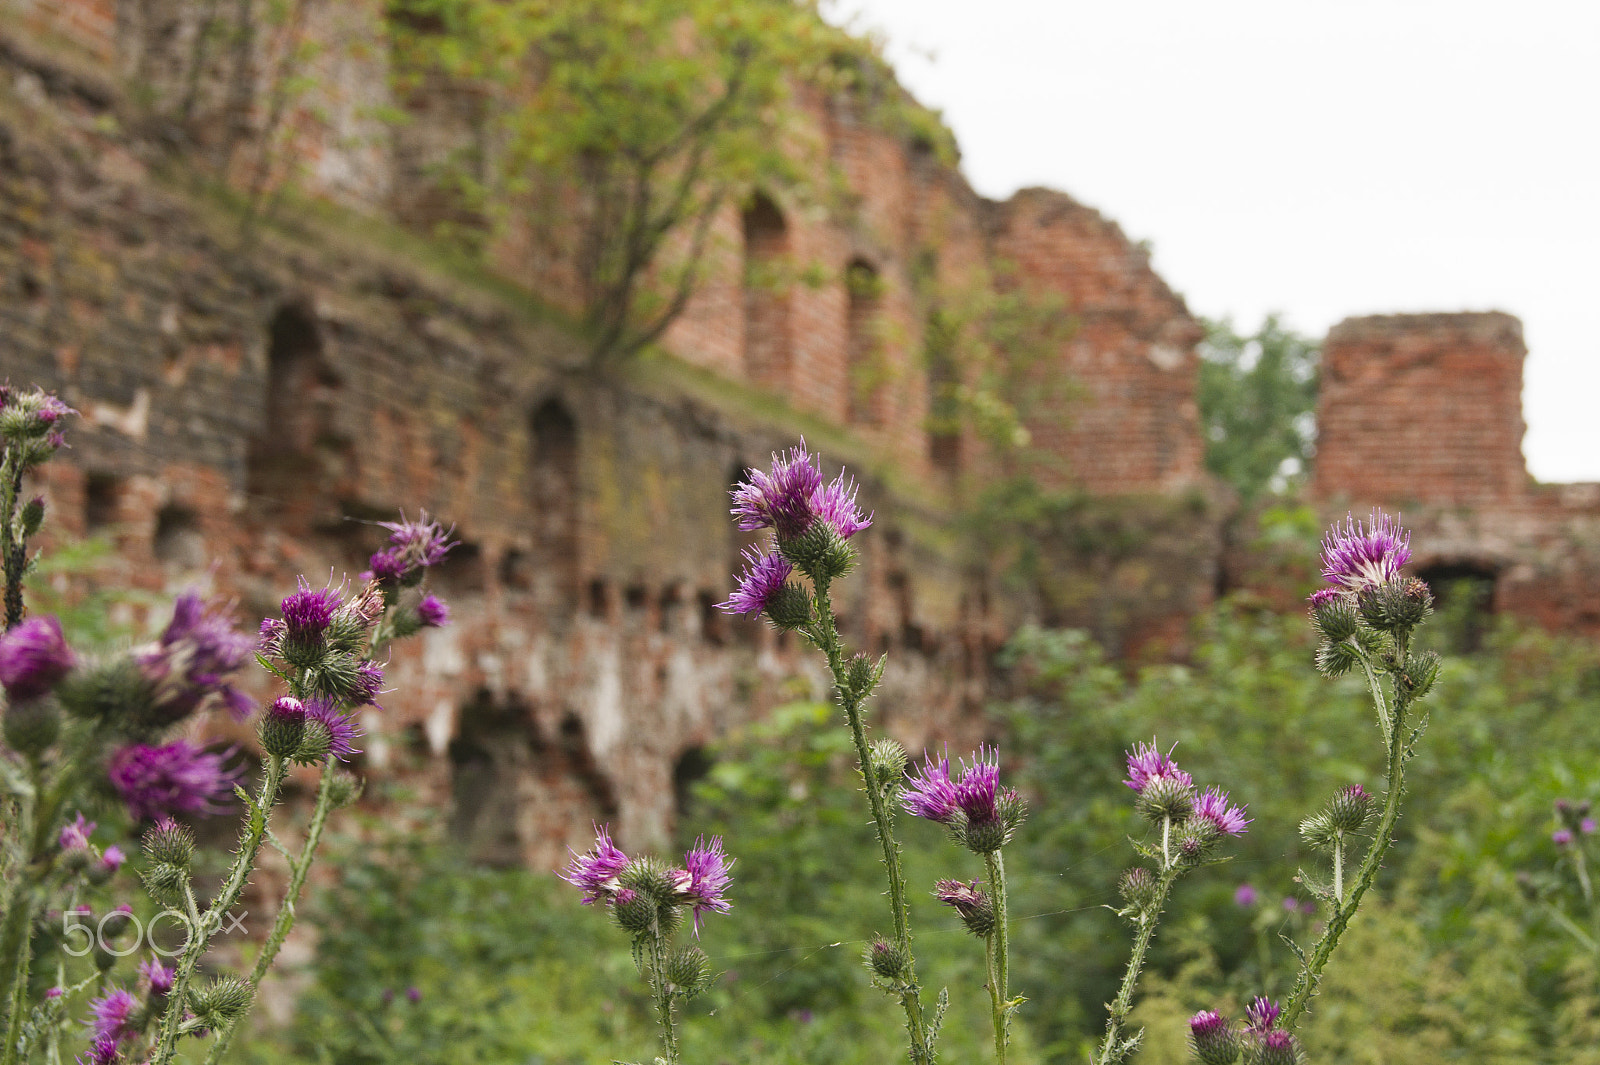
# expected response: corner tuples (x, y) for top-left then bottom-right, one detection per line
(989, 188), (1206, 494)
(1315, 313), (1530, 507)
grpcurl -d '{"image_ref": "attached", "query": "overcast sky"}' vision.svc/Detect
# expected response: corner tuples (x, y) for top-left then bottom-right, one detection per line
(825, 0), (1600, 483)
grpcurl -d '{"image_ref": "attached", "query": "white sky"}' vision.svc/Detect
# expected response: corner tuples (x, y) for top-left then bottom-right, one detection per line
(824, 0), (1600, 483)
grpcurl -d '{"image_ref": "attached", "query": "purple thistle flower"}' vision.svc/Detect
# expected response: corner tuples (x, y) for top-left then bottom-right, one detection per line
(376, 511), (457, 574)
(352, 660), (385, 707)
(730, 443), (826, 539)
(1319, 510), (1412, 593)
(1554, 828), (1575, 846)
(107, 741), (239, 822)
(85, 987), (137, 1043)
(0, 614), (75, 701)
(77, 1034), (122, 1065)
(45, 987), (63, 1000)
(561, 824), (630, 905)
(137, 593), (255, 721)
(811, 470), (873, 539)
(1124, 740), (1192, 794)
(99, 845), (125, 874)
(1256, 1029), (1302, 1065)
(366, 550), (408, 583)
(901, 750), (961, 824)
(305, 697), (364, 761)
(139, 957), (175, 996)
(1245, 995), (1281, 1032)
(416, 594), (450, 628)
(1307, 587), (1345, 609)
(405, 986), (422, 1004)
(280, 582), (343, 643)
(1234, 883), (1258, 908)
(933, 878), (994, 934)
(1282, 896), (1301, 912)
(718, 547), (793, 617)
(1189, 1009), (1230, 1041)
(1194, 786), (1250, 837)
(953, 746), (1003, 824)
(1584, 818), (1597, 835)
(673, 835), (734, 936)
(59, 812), (95, 851)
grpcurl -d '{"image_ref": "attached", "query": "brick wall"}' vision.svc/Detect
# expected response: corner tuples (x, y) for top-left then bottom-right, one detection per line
(1315, 313), (1529, 507)
(990, 188), (1206, 494)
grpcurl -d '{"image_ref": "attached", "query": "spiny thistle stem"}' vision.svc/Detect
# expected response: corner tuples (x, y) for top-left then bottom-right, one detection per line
(2, 451), (26, 631)
(811, 578), (932, 1065)
(151, 755), (288, 1065)
(1096, 865), (1179, 1065)
(649, 921), (679, 1065)
(203, 756), (340, 1065)
(1332, 835), (1345, 906)
(1280, 651), (1412, 1029)
(983, 850), (1012, 1064)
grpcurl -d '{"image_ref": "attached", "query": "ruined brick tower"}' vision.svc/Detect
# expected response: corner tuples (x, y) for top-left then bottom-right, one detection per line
(1316, 313), (1529, 507)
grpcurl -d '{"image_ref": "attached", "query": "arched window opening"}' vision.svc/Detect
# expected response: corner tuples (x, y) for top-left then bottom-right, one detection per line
(530, 398), (581, 614)
(248, 303), (344, 500)
(742, 193), (792, 389)
(85, 472), (121, 532)
(1415, 561), (1498, 654)
(672, 746), (714, 822)
(447, 695), (528, 868)
(846, 259), (885, 426)
(153, 505), (206, 571)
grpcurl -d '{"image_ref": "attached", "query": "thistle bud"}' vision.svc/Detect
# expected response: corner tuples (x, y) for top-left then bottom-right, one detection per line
(867, 737), (907, 787)
(1314, 637), (1361, 678)
(1136, 773), (1195, 825)
(778, 522), (854, 582)
(612, 888), (656, 936)
(20, 496), (45, 537)
(1358, 578), (1432, 634)
(293, 717), (334, 766)
(259, 696), (307, 759)
(1399, 651), (1440, 701)
(848, 653), (885, 700)
(763, 583), (814, 631)
(142, 818), (196, 869)
(1326, 784), (1374, 834)
(140, 862), (189, 906)
(1188, 1010), (1240, 1065)
(189, 976), (253, 1022)
(4, 697), (60, 756)
(866, 937), (908, 981)
(1174, 827), (1210, 866)
(1308, 589), (1357, 643)
(934, 878), (994, 937)
(1118, 868), (1158, 911)
(1254, 1029), (1305, 1065)
(54, 659), (150, 722)
(665, 945), (713, 997)
(327, 769), (364, 809)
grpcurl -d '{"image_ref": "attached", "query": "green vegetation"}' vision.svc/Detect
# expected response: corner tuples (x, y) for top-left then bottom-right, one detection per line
(388, 0), (945, 367)
(246, 587), (1600, 1063)
(1198, 316), (1319, 502)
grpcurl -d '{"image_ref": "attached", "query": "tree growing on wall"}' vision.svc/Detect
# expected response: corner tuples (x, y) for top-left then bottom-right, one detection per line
(390, 0), (867, 368)
(1198, 314), (1320, 501)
